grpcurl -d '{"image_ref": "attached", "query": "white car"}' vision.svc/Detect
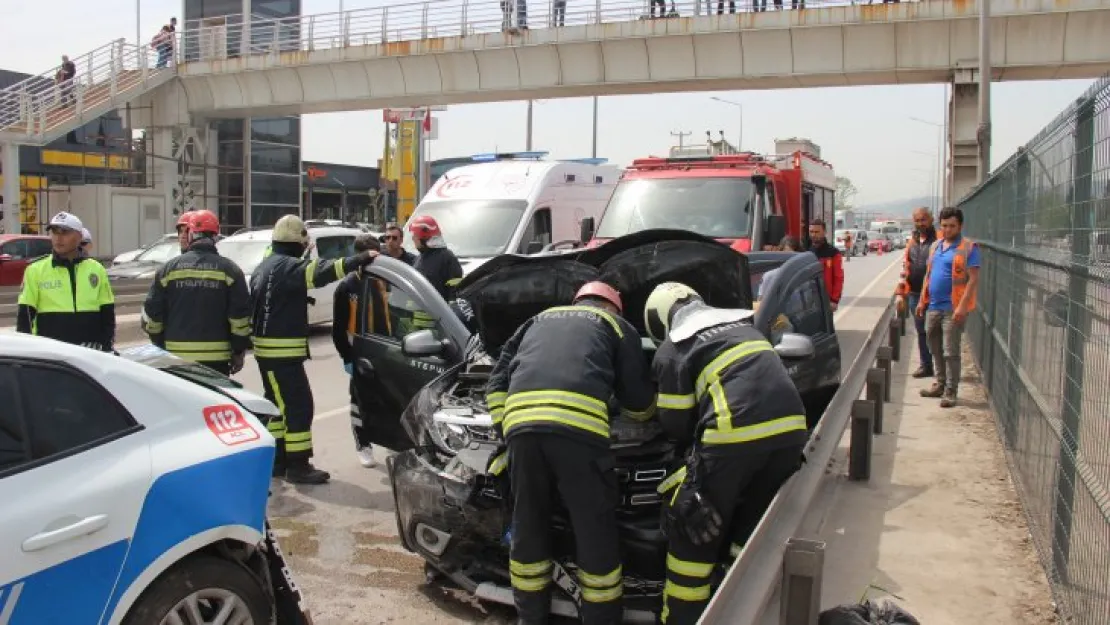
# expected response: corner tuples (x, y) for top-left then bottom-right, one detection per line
(112, 233), (178, 266)
(217, 225), (363, 326)
(0, 336), (310, 624)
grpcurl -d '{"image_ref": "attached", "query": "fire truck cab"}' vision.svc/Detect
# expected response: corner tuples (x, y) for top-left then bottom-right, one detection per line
(582, 137), (836, 252)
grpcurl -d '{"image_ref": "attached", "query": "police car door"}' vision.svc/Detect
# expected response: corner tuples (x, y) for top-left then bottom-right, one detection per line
(0, 361), (151, 623)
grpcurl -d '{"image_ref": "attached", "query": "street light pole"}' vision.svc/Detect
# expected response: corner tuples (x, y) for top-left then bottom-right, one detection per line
(526, 99), (534, 152)
(136, 0), (141, 47)
(591, 96), (599, 159)
(978, 0), (992, 183)
(709, 96), (744, 151)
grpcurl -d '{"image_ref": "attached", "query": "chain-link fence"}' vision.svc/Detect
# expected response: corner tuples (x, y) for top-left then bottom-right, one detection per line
(959, 75), (1110, 625)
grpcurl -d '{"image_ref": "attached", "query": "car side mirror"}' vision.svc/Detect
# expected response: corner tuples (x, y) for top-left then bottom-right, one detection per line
(764, 214), (786, 247)
(774, 332), (815, 359)
(579, 217), (596, 244)
(525, 240), (544, 255)
(0, 254), (10, 263)
(402, 329), (446, 357)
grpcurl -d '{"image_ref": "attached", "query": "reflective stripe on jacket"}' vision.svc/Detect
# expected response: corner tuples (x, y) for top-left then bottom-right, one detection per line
(920, 237), (978, 312)
(652, 320), (808, 453)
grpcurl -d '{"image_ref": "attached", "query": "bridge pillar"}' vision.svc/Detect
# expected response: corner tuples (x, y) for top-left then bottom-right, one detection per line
(948, 67), (982, 205)
(1, 142), (20, 235)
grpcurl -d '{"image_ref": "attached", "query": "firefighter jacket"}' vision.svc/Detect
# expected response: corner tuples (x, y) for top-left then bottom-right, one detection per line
(141, 239), (251, 363)
(414, 246), (463, 301)
(331, 270), (391, 364)
(250, 243), (368, 362)
(652, 319), (808, 454)
(895, 227), (937, 297)
(17, 254), (115, 351)
(485, 303), (657, 447)
(809, 241), (844, 304)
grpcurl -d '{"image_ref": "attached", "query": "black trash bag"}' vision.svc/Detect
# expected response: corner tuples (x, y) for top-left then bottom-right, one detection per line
(818, 600), (921, 625)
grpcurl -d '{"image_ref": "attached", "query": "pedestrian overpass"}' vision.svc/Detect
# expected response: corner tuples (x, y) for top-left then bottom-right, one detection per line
(3, 0), (1110, 233)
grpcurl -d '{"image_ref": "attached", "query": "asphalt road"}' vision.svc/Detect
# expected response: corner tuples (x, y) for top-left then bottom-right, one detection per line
(224, 252), (904, 625)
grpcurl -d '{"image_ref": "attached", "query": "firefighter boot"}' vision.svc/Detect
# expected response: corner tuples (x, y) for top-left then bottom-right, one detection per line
(285, 460), (331, 485)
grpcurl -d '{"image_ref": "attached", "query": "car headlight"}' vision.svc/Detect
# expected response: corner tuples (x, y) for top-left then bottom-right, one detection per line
(430, 418), (471, 455)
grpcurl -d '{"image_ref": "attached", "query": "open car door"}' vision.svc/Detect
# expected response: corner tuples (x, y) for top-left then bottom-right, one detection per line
(350, 257), (472, 451)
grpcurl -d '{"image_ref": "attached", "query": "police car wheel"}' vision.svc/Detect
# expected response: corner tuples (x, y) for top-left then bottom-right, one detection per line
(123, 555), (270, 625)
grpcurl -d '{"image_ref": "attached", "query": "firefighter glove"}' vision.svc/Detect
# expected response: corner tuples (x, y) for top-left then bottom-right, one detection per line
(669, 488), (724, 546)
(230, 352), (246, 375)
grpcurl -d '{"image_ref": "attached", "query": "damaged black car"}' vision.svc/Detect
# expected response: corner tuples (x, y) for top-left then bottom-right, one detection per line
(349, 230), (842, 622)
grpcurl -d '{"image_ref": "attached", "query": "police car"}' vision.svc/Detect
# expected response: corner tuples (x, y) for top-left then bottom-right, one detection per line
(0, 336), (311, 625)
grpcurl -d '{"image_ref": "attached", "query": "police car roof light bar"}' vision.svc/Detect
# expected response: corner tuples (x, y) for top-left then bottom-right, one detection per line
(470, 151), (550, 162)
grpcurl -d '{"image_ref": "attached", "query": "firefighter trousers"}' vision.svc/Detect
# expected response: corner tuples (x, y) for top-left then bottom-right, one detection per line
(508, 433), (623, 625)
(258, 359), (316, 465)
(660, 444), (804, 625)
(348, 378), (372, 449)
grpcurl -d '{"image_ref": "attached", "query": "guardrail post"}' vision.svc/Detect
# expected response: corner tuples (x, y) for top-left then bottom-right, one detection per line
(898, 306), (907, 337)
(849, 399), (874, 481)
(779, 538), (826, 625)
(888, 318), (901, 362)
(866, 368), (885, 434)
(876, 346), (893, 403)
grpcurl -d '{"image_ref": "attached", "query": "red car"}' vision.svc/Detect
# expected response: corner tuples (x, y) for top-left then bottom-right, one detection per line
(0, 234), (53, 286)
(866, 232), (894, 254)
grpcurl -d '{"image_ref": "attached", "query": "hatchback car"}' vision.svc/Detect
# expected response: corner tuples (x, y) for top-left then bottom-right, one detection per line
(106, 238), (183, 281)
(0, 337), (312, 625)
(217, 225), (362, 325)
(867, 232), (893, 253)
(0, 235), (52, 286)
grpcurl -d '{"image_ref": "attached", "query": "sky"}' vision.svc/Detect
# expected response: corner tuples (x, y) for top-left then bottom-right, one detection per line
(0, 0), (1097, 205)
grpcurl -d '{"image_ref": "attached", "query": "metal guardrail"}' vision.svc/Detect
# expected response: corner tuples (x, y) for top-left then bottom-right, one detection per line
(700, 298), (904, 624)
(0, 278), (152, 301)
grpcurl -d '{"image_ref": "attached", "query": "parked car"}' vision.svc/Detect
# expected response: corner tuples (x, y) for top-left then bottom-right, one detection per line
(217, 225), (362, 325)
(0, 337), (312, 624)
(833, 229), (867, 257)
(867, 231), (893, 253)
(105, 238), (182, 281)
(0, 235), (52, 286)
(112, 233), (178, 266)
(343, 230), (842, 621)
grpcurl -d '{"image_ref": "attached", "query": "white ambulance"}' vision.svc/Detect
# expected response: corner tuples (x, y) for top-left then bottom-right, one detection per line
(408, 152), (620, 274)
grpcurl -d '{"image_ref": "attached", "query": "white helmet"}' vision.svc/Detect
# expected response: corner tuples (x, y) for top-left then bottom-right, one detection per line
(272, 214), (309, 244)
(644, 282), (701, 344)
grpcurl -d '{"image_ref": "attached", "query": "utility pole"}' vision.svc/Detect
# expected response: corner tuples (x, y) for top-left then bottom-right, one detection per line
(671, 130), (691, 149)
(977, 0), (992, 183)
(526, 100), (534, 152)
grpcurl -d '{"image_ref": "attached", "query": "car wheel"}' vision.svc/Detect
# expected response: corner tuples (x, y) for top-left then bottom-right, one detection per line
(123, 555), (271, 625)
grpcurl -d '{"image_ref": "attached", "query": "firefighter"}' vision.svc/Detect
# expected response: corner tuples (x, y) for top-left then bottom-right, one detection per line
(174, 212), (192, 251)
(485, 281), (656, 625)
(17, 212), (115, 352)
(142, 210), (251, 376)
(644, 282), (807, 625)
(253, 214), (380, 484)
(332, 233), (390, 469)
(408, 215), (463, 300)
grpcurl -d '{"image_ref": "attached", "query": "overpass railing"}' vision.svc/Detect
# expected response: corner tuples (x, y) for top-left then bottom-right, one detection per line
(959, 74), (1110, 625)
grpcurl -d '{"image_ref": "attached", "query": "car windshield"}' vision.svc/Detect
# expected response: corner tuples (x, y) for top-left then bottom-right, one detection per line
(406, 200), (528, 258)
(595, 177), (754, 239)
(135, 240), (181, 263)
(217, 239), (272, 275)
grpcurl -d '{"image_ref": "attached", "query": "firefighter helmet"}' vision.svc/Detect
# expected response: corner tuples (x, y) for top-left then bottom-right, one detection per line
(573, 281), (623, 315)
(175, 212), (192, 234)
(645, 282), (701, 343)
(273, 214), (309, 244)
(407, 215), (442, 240)
(188, 210), (220, 237)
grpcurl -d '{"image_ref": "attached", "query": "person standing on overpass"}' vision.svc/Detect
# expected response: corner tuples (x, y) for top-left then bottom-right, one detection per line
(916, 207), (980, 408)
(806, 219), (844, 312)
(895, 207), (938, 379)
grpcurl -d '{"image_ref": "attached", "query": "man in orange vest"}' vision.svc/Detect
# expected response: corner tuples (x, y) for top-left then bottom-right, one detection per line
(916, 207), (980, 408)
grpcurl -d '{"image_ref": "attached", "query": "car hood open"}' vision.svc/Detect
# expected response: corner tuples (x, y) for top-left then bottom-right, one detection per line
(457, 229), (753, 356)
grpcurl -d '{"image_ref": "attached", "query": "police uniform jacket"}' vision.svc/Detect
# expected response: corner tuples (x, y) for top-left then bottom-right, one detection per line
(142, 238), (251, 362)
(485, 303), (657, 448)
(251, 243), (365, 363)
(653, 320), (808, 454)
(16, 254), (115, 350)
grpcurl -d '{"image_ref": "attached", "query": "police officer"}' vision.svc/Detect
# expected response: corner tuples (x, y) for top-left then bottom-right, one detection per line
(142, 210), (251, 376)
(408, 215), (463, 300)
(79, 228), (92, 257)
(17, 212), (115, 351)
(485, 281), (656, 625)
(332, 233), (389, 469)
(644, 282), (807, 625)
(253, 214), (379, 484)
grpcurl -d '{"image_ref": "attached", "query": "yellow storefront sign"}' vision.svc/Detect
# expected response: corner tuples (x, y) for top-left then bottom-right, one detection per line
(0, 174), (47, 234)
(40, 150), (132, 170)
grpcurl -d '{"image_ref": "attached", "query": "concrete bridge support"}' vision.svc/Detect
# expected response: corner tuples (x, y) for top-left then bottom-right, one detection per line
(949, 67), (984, 205)
(1, 142), (18, 235)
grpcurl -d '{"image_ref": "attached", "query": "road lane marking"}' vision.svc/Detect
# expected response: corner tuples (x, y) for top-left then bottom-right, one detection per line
(834, 257), (902, 324)
(315, 405), (350, 421)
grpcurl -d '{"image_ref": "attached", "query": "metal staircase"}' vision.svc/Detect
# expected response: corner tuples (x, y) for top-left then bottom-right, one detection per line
(0, 39), (176, 146)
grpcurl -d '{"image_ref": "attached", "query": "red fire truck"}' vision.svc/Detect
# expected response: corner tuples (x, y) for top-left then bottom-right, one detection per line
(580, 137), (837, 252)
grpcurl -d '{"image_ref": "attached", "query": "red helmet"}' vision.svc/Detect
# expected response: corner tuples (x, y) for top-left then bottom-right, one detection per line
(573, 281), (623, 314)
(188, 209), (220, 236)
(175, 212), (192, 234)
(407, 215), (441, 240)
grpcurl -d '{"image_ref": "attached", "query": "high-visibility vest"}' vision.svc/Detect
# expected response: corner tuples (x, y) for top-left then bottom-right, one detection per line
(921, 237), (978, 311)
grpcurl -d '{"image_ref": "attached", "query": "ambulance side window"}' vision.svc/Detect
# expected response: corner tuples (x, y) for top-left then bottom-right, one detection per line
(517, 208), (552, 254)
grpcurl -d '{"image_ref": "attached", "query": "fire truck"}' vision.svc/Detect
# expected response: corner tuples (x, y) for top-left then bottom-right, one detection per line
(581, 137), (837, 252)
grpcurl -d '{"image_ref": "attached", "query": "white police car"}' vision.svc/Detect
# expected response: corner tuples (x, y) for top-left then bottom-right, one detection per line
(0, 336), (311, 625)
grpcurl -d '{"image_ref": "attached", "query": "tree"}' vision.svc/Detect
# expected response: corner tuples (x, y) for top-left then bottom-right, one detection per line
(836, 176), (858, 212)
